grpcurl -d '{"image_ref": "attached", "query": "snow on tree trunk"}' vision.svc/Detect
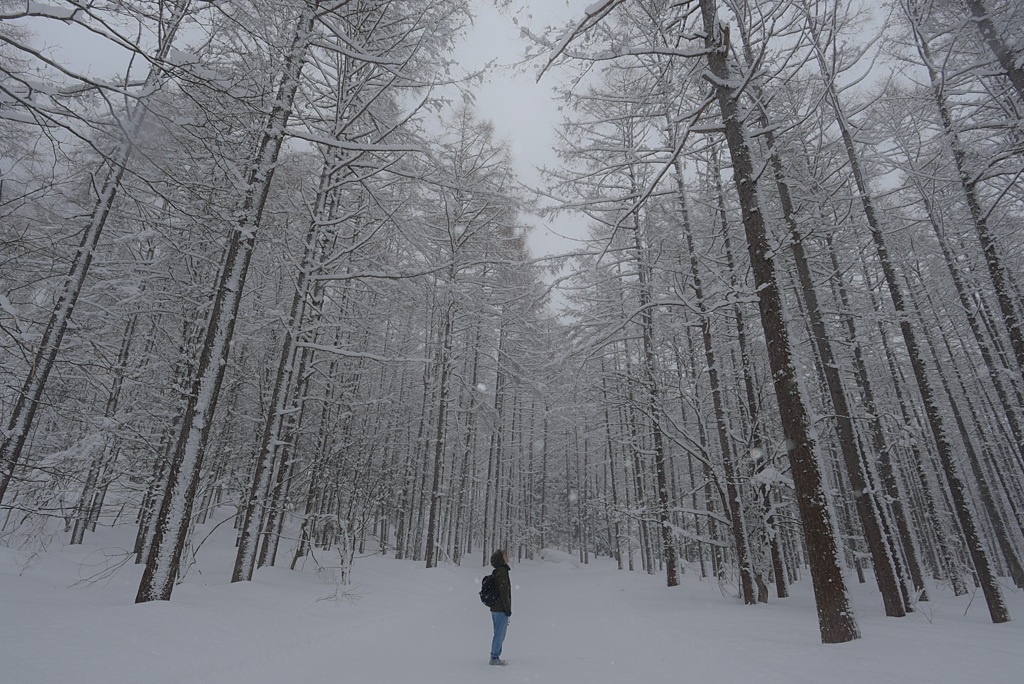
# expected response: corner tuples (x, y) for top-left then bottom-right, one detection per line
(0, 2), (191, 507)
(233, 168), (327, 581)
(674, 164), (752, 602)
(136, 5), (316, 603)
(424, 299), (454, 569)
(861, 258), (968, 596)
(698, 0), (860, 643)
(906, 4), (1024, 400)
(817, 43), (1012, 628)
(911, 278), (1024, 588)
(629, 208), (680, 588)
(825, 237), (928, 603)
(729, 19), (909, 613)
(962, 0), (1024, 106)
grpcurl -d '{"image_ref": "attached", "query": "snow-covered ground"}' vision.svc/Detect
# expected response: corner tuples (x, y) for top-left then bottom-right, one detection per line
(2, 516), (1021, 684)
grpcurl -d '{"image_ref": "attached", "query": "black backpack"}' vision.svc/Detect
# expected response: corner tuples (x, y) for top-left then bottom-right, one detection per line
(479, 571), (500, 607)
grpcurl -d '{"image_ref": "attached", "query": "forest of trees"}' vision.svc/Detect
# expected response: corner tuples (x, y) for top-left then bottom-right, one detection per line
(2, 0), (1022, 644)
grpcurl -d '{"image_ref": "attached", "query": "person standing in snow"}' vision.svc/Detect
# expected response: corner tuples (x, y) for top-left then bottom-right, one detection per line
(489, 549), (512, 666)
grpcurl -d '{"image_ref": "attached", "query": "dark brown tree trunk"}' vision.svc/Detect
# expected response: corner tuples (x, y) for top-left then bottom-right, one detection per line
(963, 0), (1024, 105)
(910, 13), (1024, 392)
(842, 114), (1010, 625)
(731, 13), (909, 614)
(698, 0), (860, 643)
(863, 258), (968, 596)
(757, 112), (906, 617)
(808, 2), (1009, 622)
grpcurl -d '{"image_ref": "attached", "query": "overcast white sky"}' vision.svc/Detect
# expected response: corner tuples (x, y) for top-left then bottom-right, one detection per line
(455, 0), (593, 259)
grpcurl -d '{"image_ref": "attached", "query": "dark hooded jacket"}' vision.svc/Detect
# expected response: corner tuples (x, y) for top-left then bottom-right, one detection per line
(489, 550), (512, 615)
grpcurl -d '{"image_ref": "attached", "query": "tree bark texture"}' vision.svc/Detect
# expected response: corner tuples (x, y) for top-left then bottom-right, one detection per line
(698, 0), (860, 643)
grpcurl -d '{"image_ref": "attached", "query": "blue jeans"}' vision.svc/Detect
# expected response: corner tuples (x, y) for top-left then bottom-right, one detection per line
(490, 611), (509, 660)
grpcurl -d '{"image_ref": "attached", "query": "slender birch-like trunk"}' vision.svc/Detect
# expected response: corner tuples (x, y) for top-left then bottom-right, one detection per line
(674, 160), (753, 602)
(481, 320), (507, 565)
(451, 326), (482, 564)
(628, 210), (679, 587)
(0, 2), (191, 506)
(424, 298), (455, 568)
(70, 314), (138, 544)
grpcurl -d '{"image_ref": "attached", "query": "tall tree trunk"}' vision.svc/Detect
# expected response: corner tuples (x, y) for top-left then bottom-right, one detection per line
(629, 212), (679, 587)
(482, 320), (508, 565)
(730, 13), (908, 613)
(714, 155), (787, 601)
(600, 363), (625, 570)
(752, 76), (905, 618)
(908, 7), (1024, 388)
(236, 151), (336, 580)
(698, 0), (860, 642)
(136, 5), (316, 603)
(863, 257), (968, 596)
(962, 0), (1024, 106)
(452, 326), (482, 565)
(825, 236), (927, 603)
(675, 161), (753, 602)
(804, 2), (1009, 625)
(621, 336), (655, 575)
(71, 314), (138, 544)
(680, 327), (715, 579)
(912, 278), (1024, 588)
(909, 181), (1024, 476)
(425, 299), (455, 568)
(0, 2), (191, 506)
